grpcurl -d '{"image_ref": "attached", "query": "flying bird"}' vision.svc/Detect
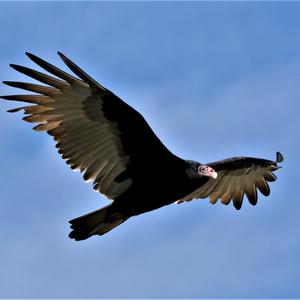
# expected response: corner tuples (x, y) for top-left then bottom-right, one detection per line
(1, 53), (283, 241)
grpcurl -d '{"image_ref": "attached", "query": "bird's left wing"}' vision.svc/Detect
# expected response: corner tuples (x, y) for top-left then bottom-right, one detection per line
(177, 152), (283, 210)
(1, 52), (182, 200)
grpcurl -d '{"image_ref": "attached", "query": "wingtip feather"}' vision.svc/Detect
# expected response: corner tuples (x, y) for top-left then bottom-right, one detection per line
(233, 202), (242, 210)
(25, 52), (39, 62)
(9, 64), (26, 73)
(7, 107), (24, 113)
(9, 63), (18, 69)
(57, 51), (67, 62)
(0, 95), (14, 100)
(276, 151), (284, 163)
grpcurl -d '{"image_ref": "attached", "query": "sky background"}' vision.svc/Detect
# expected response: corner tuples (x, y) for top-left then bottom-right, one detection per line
(0, 1), (299, 298)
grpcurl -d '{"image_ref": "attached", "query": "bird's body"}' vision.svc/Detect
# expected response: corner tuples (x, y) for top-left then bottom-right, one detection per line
(113, 160), (206, 215)
(1, 53), (283, 240)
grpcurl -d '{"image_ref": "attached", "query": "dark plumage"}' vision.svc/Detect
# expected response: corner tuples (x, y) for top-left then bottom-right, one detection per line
(1, 53), (283, 241)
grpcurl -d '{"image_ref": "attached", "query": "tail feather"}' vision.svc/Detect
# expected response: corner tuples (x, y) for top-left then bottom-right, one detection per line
(69, 204), (127, 241)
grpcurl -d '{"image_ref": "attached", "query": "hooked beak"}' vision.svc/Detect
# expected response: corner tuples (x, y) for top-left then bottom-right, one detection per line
(211, 171), (218, 179)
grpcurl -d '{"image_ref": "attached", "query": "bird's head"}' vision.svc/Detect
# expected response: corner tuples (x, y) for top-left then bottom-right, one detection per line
(198, 165), (218, 179)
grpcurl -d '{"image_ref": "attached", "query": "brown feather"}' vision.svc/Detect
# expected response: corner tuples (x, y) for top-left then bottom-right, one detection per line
(26, 52), (84, 86)
(1, 94), (51, 104)
(33, 121), (61, 132)
(3, 81), (59, 95)
(9, 64), (67, 88)
(57, 52), (105, 90)
(256, 178), (270, 196)
(246, 183), (258, 206)
(265, 171), (277, 182)
(232, 190), (244, 210)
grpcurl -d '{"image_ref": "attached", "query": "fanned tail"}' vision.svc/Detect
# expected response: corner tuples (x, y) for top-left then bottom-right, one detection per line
(69, 204), (127, 241)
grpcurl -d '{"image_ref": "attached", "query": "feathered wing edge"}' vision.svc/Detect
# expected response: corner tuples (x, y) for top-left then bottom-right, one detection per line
(177, 152), (283, 210)
(0, 53), (131, 196)
(1, 53), (133, 239)
(1, 52), (101, 130)
(210, 151), (284, 210)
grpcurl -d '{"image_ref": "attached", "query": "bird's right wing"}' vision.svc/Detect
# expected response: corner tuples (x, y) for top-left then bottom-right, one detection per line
(1, 52), (183, 200)
(177, 152), (283, 209)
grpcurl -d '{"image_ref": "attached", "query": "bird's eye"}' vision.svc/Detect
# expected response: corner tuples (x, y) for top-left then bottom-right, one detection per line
(199, 166), (207, 172)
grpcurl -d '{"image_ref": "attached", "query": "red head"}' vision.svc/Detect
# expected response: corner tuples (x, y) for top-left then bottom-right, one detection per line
(198, 165), (218, 179)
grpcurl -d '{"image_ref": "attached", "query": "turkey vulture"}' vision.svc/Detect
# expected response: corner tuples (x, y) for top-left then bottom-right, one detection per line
(1, 53), (283, 241)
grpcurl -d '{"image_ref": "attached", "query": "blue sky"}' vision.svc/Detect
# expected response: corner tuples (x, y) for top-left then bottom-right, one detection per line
(0, 1), (299, 298)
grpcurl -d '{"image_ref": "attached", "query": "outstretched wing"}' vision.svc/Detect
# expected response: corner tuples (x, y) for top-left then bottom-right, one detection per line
(177, 152), (283, 210)
(1, 52), (182, 200)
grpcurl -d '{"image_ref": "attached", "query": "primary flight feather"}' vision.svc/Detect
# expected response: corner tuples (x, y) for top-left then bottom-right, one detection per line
(1, 52), (283, 241)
